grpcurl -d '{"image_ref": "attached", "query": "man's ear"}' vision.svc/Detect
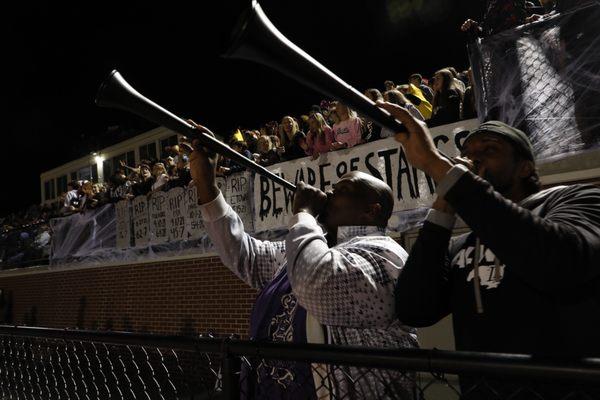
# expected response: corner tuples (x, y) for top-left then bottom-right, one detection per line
(365, 203), (383, 221)
(518, 160), (535, 179)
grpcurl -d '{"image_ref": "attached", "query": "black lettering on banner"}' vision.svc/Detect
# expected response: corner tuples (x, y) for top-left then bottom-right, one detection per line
(187, 188), (195, 206)
(365, 152), (384, 181)
(307, 167), (316, 186)
(425, 174), (436, 195)
(231, 176), (239, 191)
(272, 182), (283, 217)
(336, 161), (347, 178)
(378, 148), (398, 191)
(231, 175), (248, 193)
(434, 134), (449, 148)
(259, 175), (271, 220)
(282, 172), (295, 213)
(397, 147), (416, 199)
(295, 168), (303, 184)
(350, 157), (359, 171)
(412, 167), (421, 198)
(318, 163), (331, 191)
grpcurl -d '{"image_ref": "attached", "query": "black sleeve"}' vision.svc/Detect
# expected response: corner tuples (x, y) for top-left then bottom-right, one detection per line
(395, 221), (453, 327)
(405, 93), (422, 106)
(446, 174), (600, 292)
(428, 94), (461, 127)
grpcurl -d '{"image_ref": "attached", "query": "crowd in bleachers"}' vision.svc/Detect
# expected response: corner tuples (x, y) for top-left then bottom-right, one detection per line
(60, 67), (477, 207)
(0, 67), (477, 268)
(215, 69), (476, 170)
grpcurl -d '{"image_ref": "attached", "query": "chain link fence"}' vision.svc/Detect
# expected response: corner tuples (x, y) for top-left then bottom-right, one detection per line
(1, 326), (599, 399)
(468, 2), (600, 160)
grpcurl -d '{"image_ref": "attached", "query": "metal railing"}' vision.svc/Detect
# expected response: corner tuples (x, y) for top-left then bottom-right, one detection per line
(0, 325), (599, 399)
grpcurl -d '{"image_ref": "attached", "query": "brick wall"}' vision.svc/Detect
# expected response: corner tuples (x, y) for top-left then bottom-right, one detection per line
(0, 256), (257, 338)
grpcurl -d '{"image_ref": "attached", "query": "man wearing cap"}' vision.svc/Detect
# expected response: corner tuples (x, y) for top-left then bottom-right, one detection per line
(378, 101), (600, 395)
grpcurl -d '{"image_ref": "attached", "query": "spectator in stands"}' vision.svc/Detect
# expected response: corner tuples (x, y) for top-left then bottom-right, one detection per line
(62, 181), (82, 214)
(167, 156), (193, 188)
(189, 120), (417, 398)
(91, 183), (109, 208)
(108, 172), (131, 202)
(255, 135), (281, 166)
(429, 68), (463, 127)
(364, 88), (394, 141)
(279, 116), (306, 160)
(409, 73), (434, 103)
(381, 102), (600, 397)
(80, 181), (98, 210)
(215, 154), (230, 177)
(461, 68), (478, 120)
(305, 112), (335, 160)
(384, 80), (396, 91)
(325, 102), (340, 127)
(383, 90), (425, 128)
(445, 67), (466, 94)
(150, 163), (169, 193)
(268, 134), (281, 151)
(264, 121), (278, 138)
(399, 84), (433, 120)
(331, 103), (363, 150)
(228, 138), (254, 173)
(244, 130), (259, 154)
(132, 163), (155, 196)
(164, 144), (182, 165)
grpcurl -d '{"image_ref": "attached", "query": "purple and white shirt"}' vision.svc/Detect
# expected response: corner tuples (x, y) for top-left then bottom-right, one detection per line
(200, 192), (417, 399)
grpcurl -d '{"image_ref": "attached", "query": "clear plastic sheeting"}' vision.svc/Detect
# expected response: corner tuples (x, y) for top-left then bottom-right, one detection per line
(469, 2), (600, 160)
(50, 191), (211, 267)
(0, 223), (51, 268)
(49, 173), (257, 267)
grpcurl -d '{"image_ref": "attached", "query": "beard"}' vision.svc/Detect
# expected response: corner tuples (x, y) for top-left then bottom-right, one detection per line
(483, 170), (513, 195)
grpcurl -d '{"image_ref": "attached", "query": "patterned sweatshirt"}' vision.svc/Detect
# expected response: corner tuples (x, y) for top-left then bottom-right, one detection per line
(200, 192), (417, 399)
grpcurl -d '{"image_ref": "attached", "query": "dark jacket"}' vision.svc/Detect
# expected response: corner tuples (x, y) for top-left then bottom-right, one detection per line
(396, 173), (600, 395)
(397, 175), (600, 355)
(429, 89), (462, 127)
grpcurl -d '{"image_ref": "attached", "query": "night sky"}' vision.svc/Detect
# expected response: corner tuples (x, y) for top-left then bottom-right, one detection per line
(1, 0), (481, 215)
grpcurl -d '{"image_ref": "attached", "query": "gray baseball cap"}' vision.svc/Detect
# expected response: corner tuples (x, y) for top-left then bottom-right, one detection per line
(464, 120), (535, 161)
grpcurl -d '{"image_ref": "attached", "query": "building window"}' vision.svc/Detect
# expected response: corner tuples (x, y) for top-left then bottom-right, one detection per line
(78, 166), (91, 181)
(160, 135), (178, 159)
(103, 159), (112, 181)
(139, 142), (157, 162)
(91, 164), (98, 183)
(70, 171), (78, 181)
(56, 175), (68, 196)
(111, 151), (135, 173)
(44, 180), (55, 201)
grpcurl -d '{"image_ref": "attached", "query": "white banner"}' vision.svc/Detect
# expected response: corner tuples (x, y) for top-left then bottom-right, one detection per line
(149, 191), (168, 245)
(167, 187), (186, 242)
(184, 186), (205, 240)
(132, 196), (149, 247)
(115, 120), (478, 251)
(253, 120), (477, 232)
(225, 171), (254, 232)
(115, 200), (130, 249)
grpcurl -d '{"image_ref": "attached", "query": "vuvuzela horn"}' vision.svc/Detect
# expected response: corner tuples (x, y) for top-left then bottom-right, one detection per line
(224, 0), (453, 161)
